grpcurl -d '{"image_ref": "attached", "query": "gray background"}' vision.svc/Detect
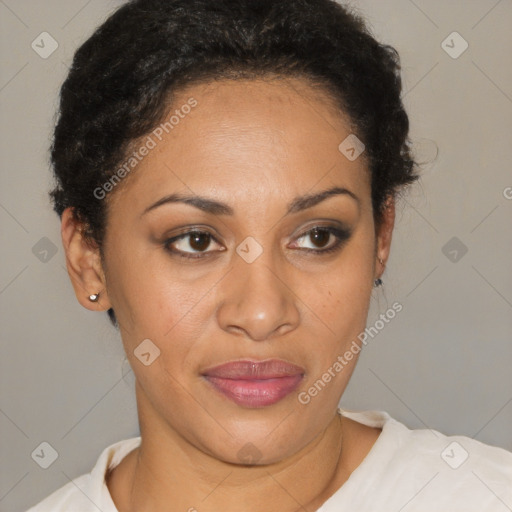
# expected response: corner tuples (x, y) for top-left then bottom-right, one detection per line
(1, 0), (511, 510)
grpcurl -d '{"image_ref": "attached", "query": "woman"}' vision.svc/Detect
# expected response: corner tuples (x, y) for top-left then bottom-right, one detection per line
(27, 0), (512, 510)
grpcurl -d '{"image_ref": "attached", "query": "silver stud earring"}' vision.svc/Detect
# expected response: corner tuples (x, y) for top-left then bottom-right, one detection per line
(88, 293), (100, 302)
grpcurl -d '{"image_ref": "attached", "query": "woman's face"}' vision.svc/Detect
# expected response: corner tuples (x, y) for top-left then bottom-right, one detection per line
(90, 77), (391, 463)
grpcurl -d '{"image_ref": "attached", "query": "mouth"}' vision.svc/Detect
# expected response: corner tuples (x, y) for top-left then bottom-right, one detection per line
(201, 359), (305, 408)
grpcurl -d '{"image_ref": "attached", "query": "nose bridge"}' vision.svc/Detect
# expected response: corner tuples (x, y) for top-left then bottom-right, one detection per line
(216, 237), (300, 341)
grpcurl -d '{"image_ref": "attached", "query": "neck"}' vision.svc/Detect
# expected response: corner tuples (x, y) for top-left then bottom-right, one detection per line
(111, 389), (348, 512)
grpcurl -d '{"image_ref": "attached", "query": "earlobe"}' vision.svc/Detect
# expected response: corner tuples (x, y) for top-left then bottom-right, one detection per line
(60, 207), (112, 311)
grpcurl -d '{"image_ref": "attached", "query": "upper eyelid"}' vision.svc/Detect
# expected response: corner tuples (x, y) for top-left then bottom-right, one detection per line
(169, 224), (345, 240)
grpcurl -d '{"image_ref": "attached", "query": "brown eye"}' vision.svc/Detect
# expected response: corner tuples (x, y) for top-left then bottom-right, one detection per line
(188, 231), (211, 251)
(308, 227), (331, 249)
(292, 226), (351, 255)
(165, 230), (223, 258)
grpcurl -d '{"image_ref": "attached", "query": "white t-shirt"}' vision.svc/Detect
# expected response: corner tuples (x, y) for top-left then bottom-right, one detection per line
(26, 409), (512, 511)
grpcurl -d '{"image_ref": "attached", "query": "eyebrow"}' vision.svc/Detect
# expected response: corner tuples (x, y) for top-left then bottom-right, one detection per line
(141, 186), (359, 217)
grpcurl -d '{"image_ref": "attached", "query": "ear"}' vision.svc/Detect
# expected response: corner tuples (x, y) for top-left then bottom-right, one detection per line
(60, 207), (112, 311)
(375, 195), (395, 280)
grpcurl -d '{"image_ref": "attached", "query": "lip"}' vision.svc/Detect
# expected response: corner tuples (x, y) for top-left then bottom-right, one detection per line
(201, 359), (305, 408)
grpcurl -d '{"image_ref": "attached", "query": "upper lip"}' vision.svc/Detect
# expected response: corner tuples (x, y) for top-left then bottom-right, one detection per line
(201, 359), (305, 380)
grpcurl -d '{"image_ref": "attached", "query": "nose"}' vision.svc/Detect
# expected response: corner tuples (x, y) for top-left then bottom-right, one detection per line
(216, 247), (301, 342)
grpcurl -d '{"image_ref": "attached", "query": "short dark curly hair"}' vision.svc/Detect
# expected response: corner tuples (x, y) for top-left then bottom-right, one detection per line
(49, 0), (419, 328)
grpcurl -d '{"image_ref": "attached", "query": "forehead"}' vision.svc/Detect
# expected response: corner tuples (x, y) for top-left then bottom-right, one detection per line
(109, 77), (370, 213)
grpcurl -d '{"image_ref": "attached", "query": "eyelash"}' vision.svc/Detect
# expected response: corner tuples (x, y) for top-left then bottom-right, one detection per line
(163, 226), (351, 260)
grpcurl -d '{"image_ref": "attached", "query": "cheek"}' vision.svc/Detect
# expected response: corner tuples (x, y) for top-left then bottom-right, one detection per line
(298, 273), (373, 411)
(314, 235), (375, 320)
(118, 265), (212, 338)
(107, 245), (222, 369)
(303, 233), (375, 377)
(307, 272), (372, 372)
(111, 263), (215, 402)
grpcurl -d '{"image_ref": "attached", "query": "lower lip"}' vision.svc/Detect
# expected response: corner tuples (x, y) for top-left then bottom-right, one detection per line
(204, 375), (303, 408)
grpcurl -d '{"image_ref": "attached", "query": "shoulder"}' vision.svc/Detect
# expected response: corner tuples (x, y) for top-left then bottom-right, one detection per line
(25, 436), (141, 512)
(340, 408), (512, 469)
(390, 419), (512, 510)
(384, 413), (512, 475)
(331, 409), (512, 511)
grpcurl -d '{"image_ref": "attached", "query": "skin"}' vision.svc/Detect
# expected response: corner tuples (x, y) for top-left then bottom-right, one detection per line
(61, 76), (395, 511)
